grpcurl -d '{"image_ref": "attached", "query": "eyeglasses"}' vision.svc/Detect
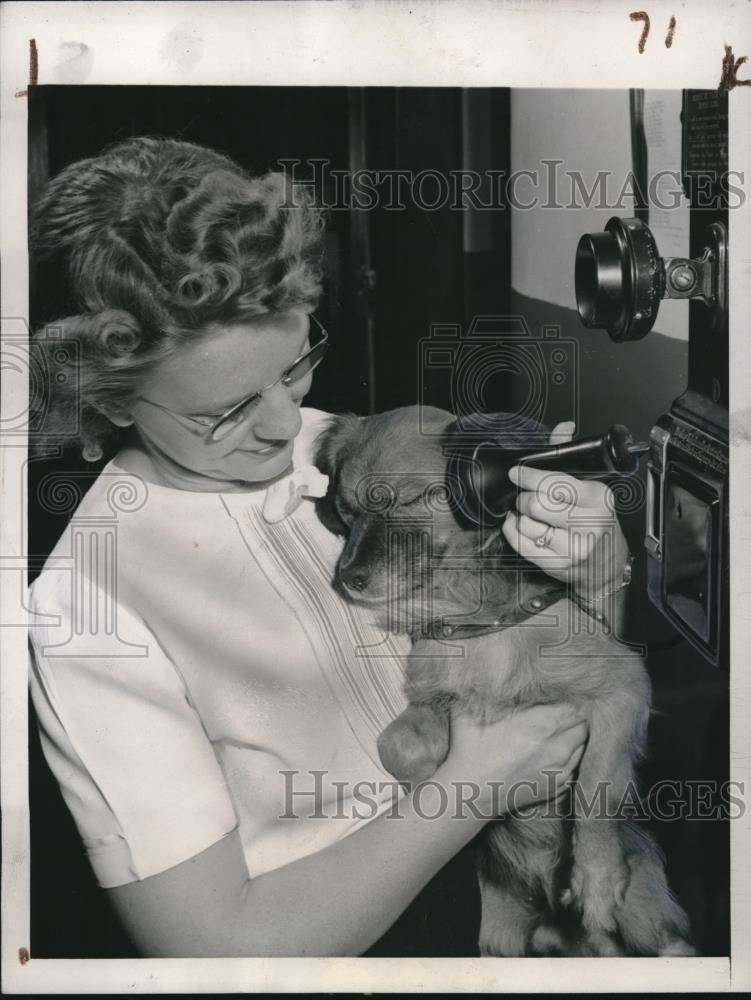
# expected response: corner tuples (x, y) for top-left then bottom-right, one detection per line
(138, 315), (329, 443)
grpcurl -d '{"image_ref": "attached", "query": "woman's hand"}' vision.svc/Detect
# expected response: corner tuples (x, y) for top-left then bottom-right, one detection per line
(438, 701), (589, 815)
(501, 421), (631, 600)
(108, 697), (587, 958)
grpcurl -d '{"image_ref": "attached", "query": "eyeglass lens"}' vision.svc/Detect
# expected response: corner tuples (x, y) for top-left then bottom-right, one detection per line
(209, 337), (329, 442)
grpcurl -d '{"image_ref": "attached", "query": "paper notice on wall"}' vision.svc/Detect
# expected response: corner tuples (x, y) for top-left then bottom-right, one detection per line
(643, 90), (690, 339)
(644, 90), (691, 258)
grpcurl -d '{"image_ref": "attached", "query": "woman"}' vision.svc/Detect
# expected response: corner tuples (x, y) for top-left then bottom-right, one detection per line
(28, 136), (628, 957)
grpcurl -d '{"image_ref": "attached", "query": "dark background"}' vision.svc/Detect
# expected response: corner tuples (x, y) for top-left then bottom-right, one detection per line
(27, 85), (728, 958)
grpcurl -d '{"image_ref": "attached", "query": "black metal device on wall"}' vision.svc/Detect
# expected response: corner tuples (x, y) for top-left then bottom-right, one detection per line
(575, 90), (729, 666)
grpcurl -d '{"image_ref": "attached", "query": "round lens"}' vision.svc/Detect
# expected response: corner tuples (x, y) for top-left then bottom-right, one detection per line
(210, 402), (256, 442)
(286, 342), (328, 383)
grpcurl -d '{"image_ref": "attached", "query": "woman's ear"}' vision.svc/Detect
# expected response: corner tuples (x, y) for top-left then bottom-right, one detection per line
(106, 412), (136, 428)
(95, 403), (135, 428)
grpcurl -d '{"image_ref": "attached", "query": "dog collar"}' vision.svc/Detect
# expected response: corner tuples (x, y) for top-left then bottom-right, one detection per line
(415, 620), (514, 641)
(414, 588), (565, 642)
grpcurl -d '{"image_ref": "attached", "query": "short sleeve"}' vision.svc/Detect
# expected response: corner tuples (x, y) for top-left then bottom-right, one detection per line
(28, 569), (239, 888)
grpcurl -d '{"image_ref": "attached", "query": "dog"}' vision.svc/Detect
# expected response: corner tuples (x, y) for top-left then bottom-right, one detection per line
(314, 404), (695, 957)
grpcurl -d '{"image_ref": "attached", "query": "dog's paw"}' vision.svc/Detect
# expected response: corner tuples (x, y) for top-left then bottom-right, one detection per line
(658, 935), (698, 957)
(377, 709), (448, 784)
(479, 915), (529, 957)
(613, 866), (629, 908)
(574, 929), (624, 957)
(570, 857), (631, 936)
(530, 923), (567, 956)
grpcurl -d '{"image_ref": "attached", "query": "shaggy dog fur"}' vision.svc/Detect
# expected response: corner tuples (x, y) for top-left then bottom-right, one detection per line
(314, 404), (695, 957)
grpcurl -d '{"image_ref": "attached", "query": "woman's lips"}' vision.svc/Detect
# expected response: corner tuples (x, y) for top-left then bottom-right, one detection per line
(238, 440), (290, 455)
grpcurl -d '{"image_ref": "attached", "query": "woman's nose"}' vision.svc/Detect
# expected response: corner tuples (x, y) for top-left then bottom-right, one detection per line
(251, 382), (302, 442)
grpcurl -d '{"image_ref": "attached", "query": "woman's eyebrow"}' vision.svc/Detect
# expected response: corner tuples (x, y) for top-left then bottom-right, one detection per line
(188, 390), (257, 414)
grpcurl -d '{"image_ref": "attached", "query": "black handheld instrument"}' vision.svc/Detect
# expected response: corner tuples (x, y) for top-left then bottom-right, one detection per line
(445, 423), (648, 526)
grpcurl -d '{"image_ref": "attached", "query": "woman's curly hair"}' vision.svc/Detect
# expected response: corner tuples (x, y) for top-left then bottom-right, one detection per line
(30, 136), (325, 459)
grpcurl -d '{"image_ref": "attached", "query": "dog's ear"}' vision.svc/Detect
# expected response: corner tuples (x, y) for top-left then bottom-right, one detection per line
(313, 414), (362, 537)
(447, 411), (551, 449)
(313, 413), (363, 480)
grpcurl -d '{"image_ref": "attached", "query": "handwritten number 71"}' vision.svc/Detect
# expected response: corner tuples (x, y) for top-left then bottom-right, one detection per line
(630, 12), (676, 53)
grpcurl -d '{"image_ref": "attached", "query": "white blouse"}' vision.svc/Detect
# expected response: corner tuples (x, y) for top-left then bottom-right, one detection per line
(28, 408), (410, 888)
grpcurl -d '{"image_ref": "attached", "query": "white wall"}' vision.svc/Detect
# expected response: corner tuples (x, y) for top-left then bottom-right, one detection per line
(511, 89), (688, 341)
